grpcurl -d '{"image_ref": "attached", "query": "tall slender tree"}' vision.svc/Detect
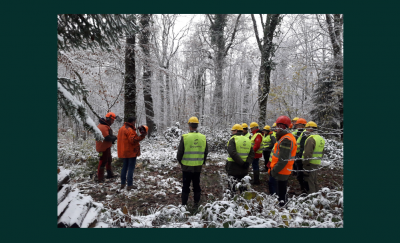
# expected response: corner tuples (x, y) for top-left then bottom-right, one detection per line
(139, 14), (155, 137)
(251, 14), (282, 125)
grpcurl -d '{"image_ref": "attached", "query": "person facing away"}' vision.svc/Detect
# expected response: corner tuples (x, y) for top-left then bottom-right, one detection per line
(176, 116), (208, 207)
(249, 122), (263, 185)
(117, 117), (147, 191)
(241, 123), (252, 140)
(301, 121), (325, 194)
(226, 124), (255, 195)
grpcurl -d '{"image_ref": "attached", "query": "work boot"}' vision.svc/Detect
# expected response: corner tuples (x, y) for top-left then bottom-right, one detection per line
(194, 192), (201, 207)
(106, 170), (116, 179)
(120, 184), (126, 190)
(97, 167), (105, 183)
(127, 185), (137, 191)
(181, 192), (189, 205)
(251, 171), (261, 185)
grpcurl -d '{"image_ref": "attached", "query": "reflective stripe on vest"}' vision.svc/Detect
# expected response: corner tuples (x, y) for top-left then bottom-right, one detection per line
(262, 133), (273, 150)
(296, 130), (305, 153)
(182, 132), (206, 166)
(251, 132), (264, 153)
(302, 135), (325, 165)
(269, 133), (298, 175)
(227, 135), (252, 162)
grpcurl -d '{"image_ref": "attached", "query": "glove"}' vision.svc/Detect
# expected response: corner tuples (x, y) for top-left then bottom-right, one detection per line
(242, 162), (250, 169)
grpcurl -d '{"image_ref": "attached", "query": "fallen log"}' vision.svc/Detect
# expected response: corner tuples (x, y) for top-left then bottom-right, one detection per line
(81, 202), (103, 228)
(58, 169), (71, 191)
(58, 194), (92, 228)
(57, 185), (71, 205)
(58, 189), (79, 218)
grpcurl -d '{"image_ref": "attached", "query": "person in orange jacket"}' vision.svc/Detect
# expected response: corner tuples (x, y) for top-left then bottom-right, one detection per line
(268, 115), (298, 207)
(96, 112), (118, 182)
(117, 117), (147, 191)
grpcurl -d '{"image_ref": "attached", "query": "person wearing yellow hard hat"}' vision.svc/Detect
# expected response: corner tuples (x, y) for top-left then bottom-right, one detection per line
(271, 123), (277, 138)
(226, 124), (255, 195)
(291, 118), (308, 183)
(241, 123), (251, 140)
(249, 122), (263, 185)
(291, 117), (299, 132)
(301, 121), (325, 194)
(261, 125), (276, 173)
(177, 116), (208, 207)
(95, 112), (118, 183)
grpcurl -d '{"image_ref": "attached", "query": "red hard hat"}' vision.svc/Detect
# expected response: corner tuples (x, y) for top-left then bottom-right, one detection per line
(106, 112), (116, 120)
(275, 115), (291, 128)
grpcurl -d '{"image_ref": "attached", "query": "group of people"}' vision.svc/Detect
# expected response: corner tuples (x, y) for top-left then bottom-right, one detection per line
(225, 116), (326, 206)
(94, 112), (325, 208)
(95, 112), (148, 191)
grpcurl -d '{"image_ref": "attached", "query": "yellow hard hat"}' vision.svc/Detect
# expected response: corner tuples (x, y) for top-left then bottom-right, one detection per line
(188, 116), (199, 124)
(292, 117), (299, 121)
(263, 125), (271, 130)
(231, 124), (243, 131)
(250, 122), (259, 128)
(242, 123), (249, 129)
(305, 121), (318, 128)
(272, 123), (276, 127)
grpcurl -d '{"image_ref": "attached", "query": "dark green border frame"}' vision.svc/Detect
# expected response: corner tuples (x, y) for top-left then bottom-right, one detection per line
(4, 0), (381, 241)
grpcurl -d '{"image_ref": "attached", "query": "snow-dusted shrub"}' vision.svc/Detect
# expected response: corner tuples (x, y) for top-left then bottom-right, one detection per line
(197, 126), (230, 152)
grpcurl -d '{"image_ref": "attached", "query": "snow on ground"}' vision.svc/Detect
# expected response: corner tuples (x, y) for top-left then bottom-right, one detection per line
(59, 132), (343, 228)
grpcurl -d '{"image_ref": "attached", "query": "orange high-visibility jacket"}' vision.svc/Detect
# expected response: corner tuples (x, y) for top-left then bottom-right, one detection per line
(269, 133), (298, 175)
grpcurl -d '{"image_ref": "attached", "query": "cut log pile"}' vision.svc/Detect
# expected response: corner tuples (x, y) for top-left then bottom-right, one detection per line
(57, 167), (104, 228)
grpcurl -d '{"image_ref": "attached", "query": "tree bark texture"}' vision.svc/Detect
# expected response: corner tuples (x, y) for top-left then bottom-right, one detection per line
(325, 14), (343, 132)
(124, 34), (136, 122)
(139, 14), (155, 137)
(251, 14), (281, 125)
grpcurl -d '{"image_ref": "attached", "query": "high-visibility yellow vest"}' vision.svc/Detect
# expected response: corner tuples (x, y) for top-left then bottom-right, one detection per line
(262, 133), (273, 150)
(243, 133), (251, 140)
(302, 135), (325, 165)
(227, 135), (252, 162)
(251, 132), (264, 154)
(296, 130), (305, 153)
(181, 132), (206, 166)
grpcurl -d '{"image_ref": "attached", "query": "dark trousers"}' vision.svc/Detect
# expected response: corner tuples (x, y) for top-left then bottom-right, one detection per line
(277, 180), (288, 207)
(269, 175), (277, 195)
(121, 157), (137, 186)
(252, 158), (260, 171)
(97, 147), (112, 171)
(182, 171), (201, 194)
(263, 151), (271, 169)
(295, 160), (309, 192)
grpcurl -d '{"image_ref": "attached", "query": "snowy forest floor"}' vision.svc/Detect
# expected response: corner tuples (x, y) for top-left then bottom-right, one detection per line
(72, 160), (343, 217)
(59, 131), (343, 228)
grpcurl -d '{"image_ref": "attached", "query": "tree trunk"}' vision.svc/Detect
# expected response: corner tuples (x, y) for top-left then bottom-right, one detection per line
(326, 14), (343, 134)
(243, 68), (252, 115)
(251, 14), (281, 125)
(124, 34), (136, 122)
(139, 14), (155, 137)
(159, 70), (164, 131)
(165, 72), (171, 127)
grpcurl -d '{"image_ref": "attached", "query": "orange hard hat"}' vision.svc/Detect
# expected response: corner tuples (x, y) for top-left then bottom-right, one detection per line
(289, 123), (293, 128)
(143, 125), (148, 133)
(295, 118), (307, 125)
(106, 112), (116, 120)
